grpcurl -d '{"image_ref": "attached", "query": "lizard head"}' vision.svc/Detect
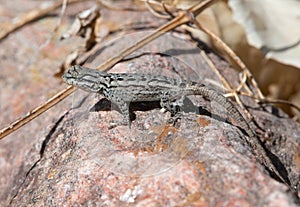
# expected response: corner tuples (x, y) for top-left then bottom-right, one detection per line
(62, 65), (103, 93)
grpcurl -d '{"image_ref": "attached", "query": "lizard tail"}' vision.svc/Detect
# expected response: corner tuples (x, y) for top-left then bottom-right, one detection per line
(191, 84), (255, 138)
(191, 84), (290, 186)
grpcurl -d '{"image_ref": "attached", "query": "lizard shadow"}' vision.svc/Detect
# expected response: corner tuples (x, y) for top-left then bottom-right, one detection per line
(91, 97), (292, 188)
(240, 106), (292, 187)
(90, 98), (161, 121)
(90, 97), (227, 125)
(264, 147), (292, 186)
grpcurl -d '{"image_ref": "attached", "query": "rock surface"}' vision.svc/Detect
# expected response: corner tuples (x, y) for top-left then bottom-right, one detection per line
(0, 1), (299, 206)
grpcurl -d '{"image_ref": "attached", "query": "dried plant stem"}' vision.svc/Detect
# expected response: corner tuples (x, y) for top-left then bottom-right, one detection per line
(192, 19), (264, 99)
(239, 92), (300, 112)
(97, 0), (218, 70)
(0, 86), (75, 140)
(200, 50), (254, 119)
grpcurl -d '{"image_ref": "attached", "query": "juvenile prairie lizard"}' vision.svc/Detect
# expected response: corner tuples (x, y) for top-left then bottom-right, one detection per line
(62, 65), (288, 186)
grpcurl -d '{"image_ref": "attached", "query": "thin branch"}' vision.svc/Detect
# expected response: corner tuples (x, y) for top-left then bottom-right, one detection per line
(200, 50), (254, 119)
(192, 19), (264, 99)
(0, 86), (75, 140)
(97, 0), (218, 70)
(239, 92), (300, 113)
(144, 0), (171, 19)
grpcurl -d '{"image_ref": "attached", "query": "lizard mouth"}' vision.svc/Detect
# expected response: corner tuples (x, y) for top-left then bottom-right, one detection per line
(62, 66), (80, 84)
(62, 72), (73, 84)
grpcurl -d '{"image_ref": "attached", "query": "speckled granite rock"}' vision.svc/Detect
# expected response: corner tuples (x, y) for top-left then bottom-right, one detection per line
(0, 1), (299, 206)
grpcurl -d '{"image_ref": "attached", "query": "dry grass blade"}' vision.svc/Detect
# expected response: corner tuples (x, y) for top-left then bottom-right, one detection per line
(144, 0), (176, 19)
(97, 0), (218, 70)
(239, 92), (300, 113)
(190, 19), (267, 120)
(192, 19), (264, 99)
(0, 0), (218, 140)
(192, 18), (299, 121)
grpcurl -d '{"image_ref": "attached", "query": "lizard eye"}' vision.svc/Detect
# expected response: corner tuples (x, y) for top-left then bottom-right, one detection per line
(68, 66), (79, 77)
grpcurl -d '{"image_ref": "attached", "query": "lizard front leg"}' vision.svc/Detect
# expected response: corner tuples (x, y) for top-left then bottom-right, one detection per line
(103, 90), (131, 127)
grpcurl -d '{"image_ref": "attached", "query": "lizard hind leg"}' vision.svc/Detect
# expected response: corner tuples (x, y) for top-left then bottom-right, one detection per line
(160, 95), (184, 125)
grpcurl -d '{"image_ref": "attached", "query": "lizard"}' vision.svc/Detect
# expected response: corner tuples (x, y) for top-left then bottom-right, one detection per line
(62, 65), (289, 186)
